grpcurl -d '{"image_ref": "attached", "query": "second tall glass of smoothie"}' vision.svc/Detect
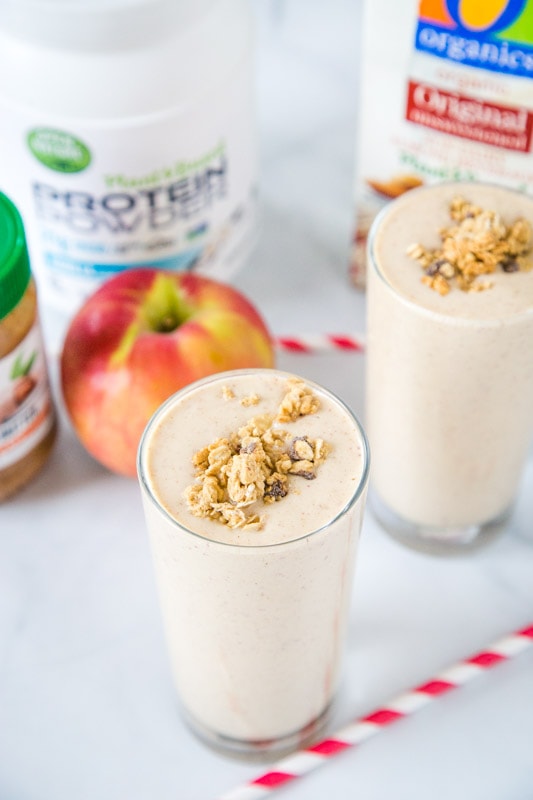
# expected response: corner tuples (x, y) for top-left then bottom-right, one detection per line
(137, 368), (369, 757)
(366, 182), (533, 554)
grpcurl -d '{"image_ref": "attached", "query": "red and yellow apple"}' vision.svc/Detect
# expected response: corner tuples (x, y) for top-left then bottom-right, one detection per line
(60, 268), (275, 476)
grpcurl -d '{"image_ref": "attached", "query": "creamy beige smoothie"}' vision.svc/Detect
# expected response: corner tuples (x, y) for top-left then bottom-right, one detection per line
(367, 183), (533, 551)
(137, 368), (368, 755)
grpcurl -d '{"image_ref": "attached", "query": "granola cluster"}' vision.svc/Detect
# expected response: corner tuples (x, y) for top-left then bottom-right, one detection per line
(184, 379), (329, 531)
(406, 195), (533, 295)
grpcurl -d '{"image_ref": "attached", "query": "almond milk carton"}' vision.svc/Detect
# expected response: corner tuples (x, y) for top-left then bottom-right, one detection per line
(350, 0), (533, 288)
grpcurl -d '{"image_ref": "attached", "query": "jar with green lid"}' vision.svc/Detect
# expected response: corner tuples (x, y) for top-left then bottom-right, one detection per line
(0, 191), (56, 500)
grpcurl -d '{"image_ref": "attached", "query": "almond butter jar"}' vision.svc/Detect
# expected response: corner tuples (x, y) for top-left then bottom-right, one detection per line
(0, 192), (56, 501)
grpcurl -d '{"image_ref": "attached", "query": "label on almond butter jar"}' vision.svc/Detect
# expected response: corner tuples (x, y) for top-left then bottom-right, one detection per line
(350, 0), (533, 289)
(0, 320), (54, 469)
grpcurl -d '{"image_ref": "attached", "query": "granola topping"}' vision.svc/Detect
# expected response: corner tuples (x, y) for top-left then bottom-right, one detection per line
(240, 393), (260, 407)
(184, 380), (329, 531)
(406, 195), (533, 295)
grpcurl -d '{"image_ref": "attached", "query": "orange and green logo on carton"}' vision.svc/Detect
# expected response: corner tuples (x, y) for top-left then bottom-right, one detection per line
(415, 0), (533, 77)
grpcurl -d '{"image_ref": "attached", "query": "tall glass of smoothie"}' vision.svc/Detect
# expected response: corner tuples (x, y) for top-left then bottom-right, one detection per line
(137, 368), (369, 757)
(367, 182), (533, 554)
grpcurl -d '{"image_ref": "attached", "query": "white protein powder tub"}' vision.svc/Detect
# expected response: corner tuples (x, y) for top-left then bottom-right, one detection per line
(0, 0), (258, 335)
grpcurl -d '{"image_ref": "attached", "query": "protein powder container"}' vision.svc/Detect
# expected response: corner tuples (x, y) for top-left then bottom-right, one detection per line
(0, 192), (57, 500)
(0, 0), (258, 343)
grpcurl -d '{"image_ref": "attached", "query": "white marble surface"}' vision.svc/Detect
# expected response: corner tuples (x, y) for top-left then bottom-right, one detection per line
(2, 1), (533, 799)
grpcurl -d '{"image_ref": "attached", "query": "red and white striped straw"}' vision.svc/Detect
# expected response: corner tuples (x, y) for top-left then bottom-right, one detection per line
(274, 334), (365, 354)
(217, 624), (533, 800)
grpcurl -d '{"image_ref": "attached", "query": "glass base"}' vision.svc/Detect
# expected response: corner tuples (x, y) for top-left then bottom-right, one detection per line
(370, 489), (512, 556)
(180, 700), (333, 761)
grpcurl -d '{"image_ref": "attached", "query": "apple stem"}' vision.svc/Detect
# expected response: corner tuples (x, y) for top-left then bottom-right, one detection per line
(157, 315), (180, 333)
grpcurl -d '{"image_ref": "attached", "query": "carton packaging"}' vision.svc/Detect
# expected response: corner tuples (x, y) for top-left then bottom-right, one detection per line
(350, 0), (533, 288)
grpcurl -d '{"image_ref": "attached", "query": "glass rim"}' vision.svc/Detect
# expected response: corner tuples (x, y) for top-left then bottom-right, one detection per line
(367, 180), (533, 327)
(137, 368), (370, 550)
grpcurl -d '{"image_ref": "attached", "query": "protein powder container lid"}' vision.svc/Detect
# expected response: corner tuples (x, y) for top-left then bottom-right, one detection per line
(0, 0), (217, 50)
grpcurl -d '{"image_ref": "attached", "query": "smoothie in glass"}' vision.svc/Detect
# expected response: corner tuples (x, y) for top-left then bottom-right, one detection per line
(137, 368), (369, 756)
(367, 183), (533, 553)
